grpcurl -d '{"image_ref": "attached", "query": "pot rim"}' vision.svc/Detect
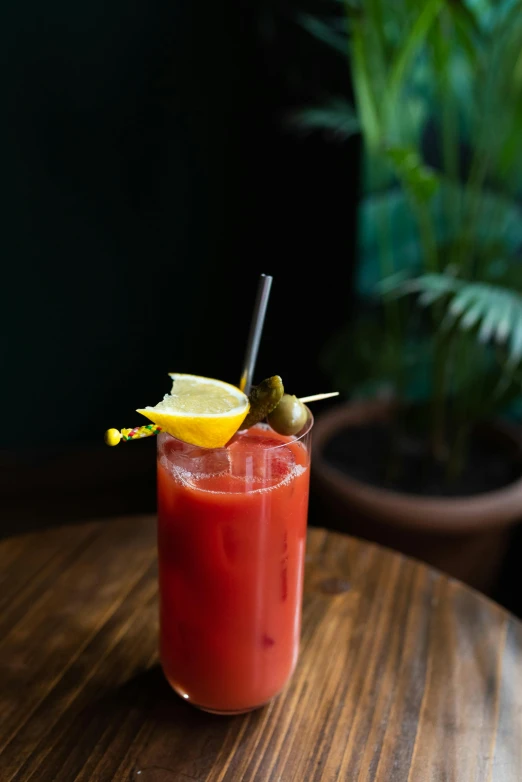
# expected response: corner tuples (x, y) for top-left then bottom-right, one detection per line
(311, 398), (522, 534)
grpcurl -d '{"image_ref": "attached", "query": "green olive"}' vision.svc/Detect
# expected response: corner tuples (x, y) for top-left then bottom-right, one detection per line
(267, 394), (308, 436)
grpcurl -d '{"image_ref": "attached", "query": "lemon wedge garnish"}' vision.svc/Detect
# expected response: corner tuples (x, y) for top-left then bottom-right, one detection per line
(137, 373), (250, 448)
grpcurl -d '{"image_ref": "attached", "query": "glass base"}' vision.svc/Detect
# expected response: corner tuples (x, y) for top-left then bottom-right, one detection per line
(194, 701), (271, 716)
(165, 674), (274, 715)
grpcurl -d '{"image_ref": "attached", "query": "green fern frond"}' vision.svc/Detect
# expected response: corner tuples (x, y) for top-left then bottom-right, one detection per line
(288, 98), (360, 139)
(297, 14), (348, 56)
(381, 273), (522, 368)
(379, 271), (458, 299)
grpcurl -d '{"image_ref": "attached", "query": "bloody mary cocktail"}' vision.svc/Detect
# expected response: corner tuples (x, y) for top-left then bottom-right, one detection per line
(157, 414), (312, 714)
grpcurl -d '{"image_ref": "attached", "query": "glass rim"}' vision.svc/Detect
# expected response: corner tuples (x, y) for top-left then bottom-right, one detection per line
(158, 405), (314, 453)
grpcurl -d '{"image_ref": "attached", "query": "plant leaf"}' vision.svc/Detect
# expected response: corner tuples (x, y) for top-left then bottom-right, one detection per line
(495, 294), (514, 343)
(384, 274), (522, 368)
(297, 13), (348, 56)
(387, 0), (444, 102)
(477, 292), (504, 343)
(385, 146), (440, 203)
(288, 98), (360, 139)
(377, 269), (418, 296)
(449, 284), (487, 317)
(509, 305), (522, 367)
(379, 270), (458, 298)
(447, 0), (481, 66)
(350, 17), (381, 148)
(418, 288), (448, 306)
(459, 297), (489, 330)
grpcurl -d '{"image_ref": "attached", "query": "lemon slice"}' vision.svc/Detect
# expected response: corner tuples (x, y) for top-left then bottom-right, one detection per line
(137, 373), (250, 448)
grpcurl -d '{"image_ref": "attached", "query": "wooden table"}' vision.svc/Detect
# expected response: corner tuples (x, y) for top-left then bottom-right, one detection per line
(1, 516), (521, 782)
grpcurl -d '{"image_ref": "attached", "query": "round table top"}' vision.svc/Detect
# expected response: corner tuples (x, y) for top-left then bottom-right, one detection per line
(1, 515), (521, 782)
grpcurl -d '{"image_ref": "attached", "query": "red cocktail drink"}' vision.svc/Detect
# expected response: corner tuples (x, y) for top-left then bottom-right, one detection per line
(157, 415), (312, 714)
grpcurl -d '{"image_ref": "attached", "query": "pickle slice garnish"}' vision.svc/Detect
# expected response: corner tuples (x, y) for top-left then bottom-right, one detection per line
(242, 375), (284, 429)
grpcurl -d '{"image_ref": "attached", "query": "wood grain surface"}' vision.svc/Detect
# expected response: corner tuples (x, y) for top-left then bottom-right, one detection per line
(1, 515), (521, 782)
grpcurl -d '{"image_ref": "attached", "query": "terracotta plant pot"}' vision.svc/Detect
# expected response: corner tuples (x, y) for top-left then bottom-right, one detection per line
(310, 398), (522, 595)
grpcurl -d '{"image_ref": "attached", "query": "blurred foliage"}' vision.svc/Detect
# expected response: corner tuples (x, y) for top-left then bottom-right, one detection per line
(295, 0), (522, 477)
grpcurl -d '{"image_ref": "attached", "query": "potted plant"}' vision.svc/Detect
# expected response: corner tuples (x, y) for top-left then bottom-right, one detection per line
(293, 0), (522, 594)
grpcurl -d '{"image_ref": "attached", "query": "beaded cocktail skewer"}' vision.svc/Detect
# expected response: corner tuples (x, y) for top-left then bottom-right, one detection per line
(104, 423), (162, 446)
(104, 392), (339, 446)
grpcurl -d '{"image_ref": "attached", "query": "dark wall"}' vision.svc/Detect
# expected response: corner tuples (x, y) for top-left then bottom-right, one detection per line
(3, 0), (220, 449)
(2, 0), (360, 455)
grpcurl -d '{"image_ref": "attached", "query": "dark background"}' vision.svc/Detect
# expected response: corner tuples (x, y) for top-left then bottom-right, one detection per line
(1, 0), (359, 531)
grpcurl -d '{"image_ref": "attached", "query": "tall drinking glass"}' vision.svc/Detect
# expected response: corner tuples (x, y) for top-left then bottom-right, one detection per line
(156, 411), (313, 715)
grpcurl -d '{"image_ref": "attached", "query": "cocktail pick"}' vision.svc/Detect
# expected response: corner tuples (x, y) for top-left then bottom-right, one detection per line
(299, 392), (339, 403)
(104, 393), (339, 446)
(104, 424), (162, 446)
